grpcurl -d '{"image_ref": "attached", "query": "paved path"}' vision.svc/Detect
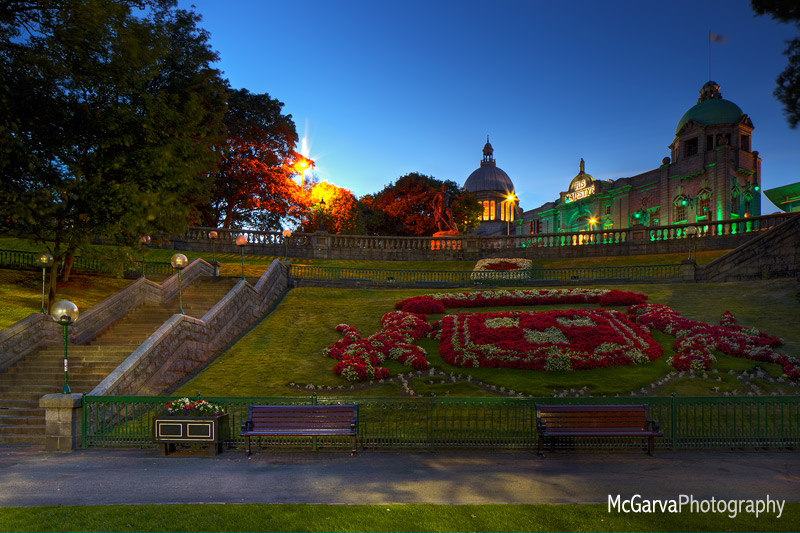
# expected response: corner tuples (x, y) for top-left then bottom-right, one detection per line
(1, 445), (799, 507)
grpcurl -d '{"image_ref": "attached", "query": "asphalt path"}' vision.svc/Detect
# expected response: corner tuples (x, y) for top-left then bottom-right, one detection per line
(1, 445), (799, 507)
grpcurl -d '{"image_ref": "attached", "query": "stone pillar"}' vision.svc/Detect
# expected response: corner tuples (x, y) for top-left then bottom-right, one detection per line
(681, 259), (696, 282)
(39, 393), (83, 452)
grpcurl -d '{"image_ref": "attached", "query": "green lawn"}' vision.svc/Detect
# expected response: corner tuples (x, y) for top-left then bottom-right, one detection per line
(176, 280), (800, 398)
(0, 503), (796, 532)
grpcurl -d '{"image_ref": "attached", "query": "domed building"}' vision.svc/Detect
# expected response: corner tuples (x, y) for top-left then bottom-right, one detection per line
(464, 137), (521, 236)
(522, 81), (761, 235)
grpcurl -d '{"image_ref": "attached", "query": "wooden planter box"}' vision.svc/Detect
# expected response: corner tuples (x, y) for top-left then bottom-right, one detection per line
(153, 414), (229, 456)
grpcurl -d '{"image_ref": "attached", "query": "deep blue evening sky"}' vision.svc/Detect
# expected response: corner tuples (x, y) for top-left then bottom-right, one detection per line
(181, 0), (799, 214)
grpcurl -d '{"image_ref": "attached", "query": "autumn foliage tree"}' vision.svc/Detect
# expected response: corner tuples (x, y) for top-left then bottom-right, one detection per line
(199, 88), (302, 231)
(359, 173), (480, 236)
(301, 180), (361, 234)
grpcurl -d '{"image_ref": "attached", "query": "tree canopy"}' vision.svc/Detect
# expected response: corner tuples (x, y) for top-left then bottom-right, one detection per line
(752, 0), (800, 128)
(199, 88), (303, 231)
(0, 0), (227, 309)
(359, 173), (481, 236)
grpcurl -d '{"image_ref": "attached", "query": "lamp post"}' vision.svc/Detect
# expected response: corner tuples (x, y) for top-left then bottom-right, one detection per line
(139, 235), (150, 278)
(686, 225), (698, 261)
(208, 230), (218, 264)
(50, 300), (78, 394)
(235, 235), (247, 280)
(35, 252), (53, 313)
(294, 156), (313, 188)
(506, 193), (517, 235)
(170, 253), (188, 314)
(318, 198), (327, 232)
(282, 229), (292, 258)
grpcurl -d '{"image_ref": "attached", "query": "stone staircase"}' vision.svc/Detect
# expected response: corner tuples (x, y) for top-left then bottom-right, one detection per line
(0, 276), (238, 444)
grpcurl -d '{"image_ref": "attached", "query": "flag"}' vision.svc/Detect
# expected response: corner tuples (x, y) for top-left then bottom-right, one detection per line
(709, 31), (728, 43)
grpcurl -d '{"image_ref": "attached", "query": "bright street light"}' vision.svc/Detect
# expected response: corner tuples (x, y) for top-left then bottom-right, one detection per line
(235, 235), (247, 280)
(50, 300), (78, 394)
(170, 253), (188, 314)
(35, 252), (53, 313)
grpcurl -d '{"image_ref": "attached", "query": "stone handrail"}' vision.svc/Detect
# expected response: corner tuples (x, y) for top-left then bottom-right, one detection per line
(181, 213), (798, 257)
(89, 260), (290, 396)
(0, 313), (61, 372)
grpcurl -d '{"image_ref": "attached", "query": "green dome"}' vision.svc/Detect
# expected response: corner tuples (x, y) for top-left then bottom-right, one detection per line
(675, 98), (744, 135)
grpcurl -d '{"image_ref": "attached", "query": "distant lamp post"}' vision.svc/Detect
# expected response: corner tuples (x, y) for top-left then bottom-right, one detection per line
(170, 253), (188, 314)
(208, 231), (218, 264)
(235, 235), (247, 280)
(506, 194), (517, 235)
(685, 225), (698, 261)
(294, 155), (313, 188)
(50, 300), (78, 394)
(318, 198), (327, 232)
(282, 229), (292, 258)
(139, 235), (150, 279)
(35, 252), (53, 313)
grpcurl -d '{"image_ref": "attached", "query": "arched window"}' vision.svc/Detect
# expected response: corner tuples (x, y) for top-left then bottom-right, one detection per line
(696, 188), (712, 219)
(744, 193), (753, 217)
(730, 186), (740, 216)
(673, 196), (688, 223)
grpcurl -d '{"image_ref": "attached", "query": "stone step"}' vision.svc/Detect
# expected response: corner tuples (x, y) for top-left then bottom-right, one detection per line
(0, 376), (108, 387)
(0, 415), (41, 425)
(0, 433), (44, 444)
(0, 407), (45, 418)
(0, 398), (41, 409)
(0, 424), (45, 435)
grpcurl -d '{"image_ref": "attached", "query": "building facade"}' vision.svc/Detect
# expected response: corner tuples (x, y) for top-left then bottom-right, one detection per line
(520, 81), (761, 235)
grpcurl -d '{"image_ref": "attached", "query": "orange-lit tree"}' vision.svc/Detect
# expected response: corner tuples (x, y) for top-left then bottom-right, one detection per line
(199, 88), (304, 230)
(301, 180), (361, 234)
(359, 173), (480, 236)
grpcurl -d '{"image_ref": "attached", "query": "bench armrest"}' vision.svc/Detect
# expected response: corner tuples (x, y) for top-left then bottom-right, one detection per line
(647, 418), (660, 432)
(536, 417), (546, 430)
(241, 420), (252, 432)
(350, 417), (357, 432)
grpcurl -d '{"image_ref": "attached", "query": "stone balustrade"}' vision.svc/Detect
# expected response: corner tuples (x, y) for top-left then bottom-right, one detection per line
(89, 260), (290, 397)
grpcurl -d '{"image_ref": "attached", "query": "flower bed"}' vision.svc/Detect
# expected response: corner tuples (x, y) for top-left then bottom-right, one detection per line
(471, 258), (532, 280)
(163, 397), (223, 416)
(395, 288), (647, 313)
(438, 309), (662, 371)
(630, 304), (798, 380)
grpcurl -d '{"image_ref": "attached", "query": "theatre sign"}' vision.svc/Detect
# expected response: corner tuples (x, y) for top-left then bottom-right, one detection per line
(563, 159), (595, 203)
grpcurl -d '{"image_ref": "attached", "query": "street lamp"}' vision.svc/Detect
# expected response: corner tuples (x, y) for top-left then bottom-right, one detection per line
(318, 198), (327, 232)
(506, 193), (517, 236)
(170, 253), (188, 314)
(685, 225), (698, 261)
(235, 235), (247, 280)
(139, 235), (150, 279)
(282, 229), (292, 258)
(35, 252), (53, 313)
(50, 300), (78, 394)
(208, 230), (218, 265)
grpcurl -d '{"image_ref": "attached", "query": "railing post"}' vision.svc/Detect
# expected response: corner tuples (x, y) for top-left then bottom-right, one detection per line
(671, 392), (677, 451)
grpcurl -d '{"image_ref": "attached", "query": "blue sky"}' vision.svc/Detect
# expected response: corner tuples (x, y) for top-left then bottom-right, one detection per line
(180, 0), (799, 214)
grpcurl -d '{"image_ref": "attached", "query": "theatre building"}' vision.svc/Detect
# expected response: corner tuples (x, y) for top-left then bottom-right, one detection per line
(520, 81), (762, 235)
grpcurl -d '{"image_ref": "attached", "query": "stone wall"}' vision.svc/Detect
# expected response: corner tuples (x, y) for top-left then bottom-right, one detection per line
(0, 313), (60, 372)
(698, 214), (800, 282)
(89, 260), (290, 396)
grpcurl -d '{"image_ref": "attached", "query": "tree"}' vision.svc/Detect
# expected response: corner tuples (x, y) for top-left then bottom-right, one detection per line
(752, 0), (800, 128)
(199, 88), (302, 231)
(0, 0), (227, 311)
(358, 173), (481, 236)
(301, 180), (361, 234)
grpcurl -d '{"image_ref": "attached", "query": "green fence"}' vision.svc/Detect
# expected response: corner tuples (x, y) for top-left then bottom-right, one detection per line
(289, 264), (681, 286)
(82, 394), (800, 451)
(0, 248), (172, 277)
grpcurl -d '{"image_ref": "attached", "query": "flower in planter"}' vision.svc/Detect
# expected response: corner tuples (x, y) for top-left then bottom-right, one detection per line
(163, 398), (223, 416)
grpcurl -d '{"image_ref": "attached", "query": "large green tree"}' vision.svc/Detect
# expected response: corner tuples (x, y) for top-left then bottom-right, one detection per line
(752, 0), (800, 128)
(198, 88), (301, 231)
(359, 173), (481, 236)
(0, 0), (226, 311)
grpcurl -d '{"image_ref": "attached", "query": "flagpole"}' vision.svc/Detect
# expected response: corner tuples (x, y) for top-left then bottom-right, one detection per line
(708, 28), (711, 81)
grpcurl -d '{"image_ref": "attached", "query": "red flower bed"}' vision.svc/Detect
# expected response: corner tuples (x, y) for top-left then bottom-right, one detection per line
(630, 304), (798, 379)
(483, 261), (522, 271)
(439, 309), (662, 371)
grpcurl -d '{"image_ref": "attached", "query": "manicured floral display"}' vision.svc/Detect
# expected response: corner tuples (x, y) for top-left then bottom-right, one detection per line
(395, 288), (647, 312)
(471, 258), (532, 280)
(163, 397), (223, 416)
(629, 304), (798, 380)
(324, 311), (431, 382)
(438, 309), (662, 371)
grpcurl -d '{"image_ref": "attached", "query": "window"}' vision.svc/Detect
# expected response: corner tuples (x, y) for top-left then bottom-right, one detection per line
(744, 193), (752, 216)
(697, 196), (710, 218)
(741, 135), (750, 152)
(605, 204), (611, 215)
(675, 205), (687, 222)
(731, 187), (740, 216)
(501, 200), (514, 222)
(706, 135), (714, 151)
(685, 138), (698, 157)
(482, 201), (496, 221)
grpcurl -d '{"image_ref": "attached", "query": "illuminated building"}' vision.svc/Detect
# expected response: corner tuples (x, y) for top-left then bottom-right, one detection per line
(463, 136), (522, 235)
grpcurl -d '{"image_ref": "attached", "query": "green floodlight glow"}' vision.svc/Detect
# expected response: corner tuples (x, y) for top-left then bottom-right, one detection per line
(681, 199), (687, 206)
(754, 185), (760, 191)
(634, 212), (640, 218)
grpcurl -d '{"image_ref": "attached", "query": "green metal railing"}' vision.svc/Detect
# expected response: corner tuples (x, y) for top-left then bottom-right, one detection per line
(289, 264), (682, 286)
(0, 248), (172, 277)
(82, 394), (800, 451)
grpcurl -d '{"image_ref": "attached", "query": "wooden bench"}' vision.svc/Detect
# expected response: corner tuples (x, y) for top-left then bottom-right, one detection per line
(240, 404), (358, 456)
(536, 404), (661, 456)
